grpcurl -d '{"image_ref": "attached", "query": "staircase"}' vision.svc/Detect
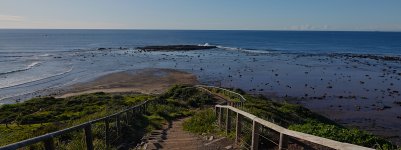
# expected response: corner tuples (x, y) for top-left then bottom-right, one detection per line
(140, 118), (236, 150)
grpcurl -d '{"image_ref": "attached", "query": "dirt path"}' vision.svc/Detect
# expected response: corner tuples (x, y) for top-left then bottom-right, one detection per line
(144, 118), (205, 150)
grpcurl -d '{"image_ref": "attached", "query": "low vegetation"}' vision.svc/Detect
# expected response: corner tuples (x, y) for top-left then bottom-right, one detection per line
(232, 89), (395, 149)
(0, 92), (155, 148)
(183, 109), (217, 134)
(0, 85), (398, 149)
(289, 120), (393, 149)
(183, 88), (397, 149)
(0, 85), (216, 149)
(204, 87), (242, 102)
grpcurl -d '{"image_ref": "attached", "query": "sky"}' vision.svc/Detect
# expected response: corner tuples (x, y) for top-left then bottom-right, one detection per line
(1, 0), (401, 31)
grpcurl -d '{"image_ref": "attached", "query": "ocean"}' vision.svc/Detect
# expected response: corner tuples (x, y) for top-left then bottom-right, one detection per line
(1, 29), (401, 143)
(1, 30), (401, 54)
(1, 29), (401, 102)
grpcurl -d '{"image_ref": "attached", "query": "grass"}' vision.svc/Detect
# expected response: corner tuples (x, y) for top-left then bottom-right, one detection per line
(0, 92), (155, 148)
(0, 85), (398, 149)
(0, 85), (217, 148)
(0, 92), (154, 125)
(225, 89), (397, 149)
(183, 109), (217, 134)
(288, 120), (395, 149)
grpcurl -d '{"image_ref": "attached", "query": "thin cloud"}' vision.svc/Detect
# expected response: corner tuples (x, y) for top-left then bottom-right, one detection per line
(288, 24), (332, 31)
(0, 15), (24, 21)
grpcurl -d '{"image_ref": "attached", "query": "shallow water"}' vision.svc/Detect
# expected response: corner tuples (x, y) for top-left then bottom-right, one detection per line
(1, 29), (401, 144)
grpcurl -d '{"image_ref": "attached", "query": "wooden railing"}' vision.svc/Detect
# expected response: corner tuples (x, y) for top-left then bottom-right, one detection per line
(200, 85), (374, 150)
(215, 105), (374, 150)
(195, 85), (245, 107)
(0, 100), (154, 150)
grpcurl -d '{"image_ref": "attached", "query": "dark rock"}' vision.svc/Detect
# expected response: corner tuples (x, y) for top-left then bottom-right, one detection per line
(137, 45), (217, 51)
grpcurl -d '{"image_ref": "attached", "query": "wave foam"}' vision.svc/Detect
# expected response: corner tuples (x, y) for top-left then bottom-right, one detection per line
(0, 62), (41, 76)
(38, 54), (53, 57)
(0, 66), (73, 89)
(213, 44), (275, 54)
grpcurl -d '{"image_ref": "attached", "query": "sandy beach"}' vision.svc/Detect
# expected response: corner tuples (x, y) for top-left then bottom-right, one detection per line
(56, 68), (199, 98)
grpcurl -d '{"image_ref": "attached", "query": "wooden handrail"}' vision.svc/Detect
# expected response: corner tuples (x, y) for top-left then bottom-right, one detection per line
(195, 85), (247, 103)
(0, 100), (153, 150)
(216, 105), (374, 150)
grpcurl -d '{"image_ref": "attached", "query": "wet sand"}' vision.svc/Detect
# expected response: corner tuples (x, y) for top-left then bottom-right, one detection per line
(56, 68), (198, 98)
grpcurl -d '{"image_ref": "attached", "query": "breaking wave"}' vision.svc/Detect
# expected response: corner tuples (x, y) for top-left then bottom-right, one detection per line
(0, 62), (41, 76)
(199, 43), (275, 54)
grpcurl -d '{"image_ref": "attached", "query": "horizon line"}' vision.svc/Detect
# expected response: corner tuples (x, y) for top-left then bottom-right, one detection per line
(0, 28), (400, 32)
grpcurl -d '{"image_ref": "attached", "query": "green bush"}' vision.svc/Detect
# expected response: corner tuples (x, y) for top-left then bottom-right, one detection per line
(289, 120), (394, 149)
(161, 85), (215, 107)
(0, 93), (154, 125)
(183, 109), (217, 134)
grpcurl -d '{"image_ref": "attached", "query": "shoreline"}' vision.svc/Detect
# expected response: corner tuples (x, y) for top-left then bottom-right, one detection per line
(55, 68), (199, 98)
(1, 47), (400, 145)
(3, 67), (401, 145)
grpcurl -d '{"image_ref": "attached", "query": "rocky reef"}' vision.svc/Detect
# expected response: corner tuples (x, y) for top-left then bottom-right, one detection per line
(137, 45), (217, 51)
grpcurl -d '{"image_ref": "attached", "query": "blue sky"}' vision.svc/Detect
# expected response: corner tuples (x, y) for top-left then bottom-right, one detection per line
(1, 0), (401, 31)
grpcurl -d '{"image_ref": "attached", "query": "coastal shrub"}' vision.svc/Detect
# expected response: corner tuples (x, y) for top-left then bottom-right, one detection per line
(215, 88), (396, 149)
(0, 93), (153, 125)
(0, 93), (154, 147)
(2, 85), (396, 149)
(183, 109), (217, 134)
(240, 94), (336, 127)
(161, 85), (215, 107)
(289, 120), (394, 149)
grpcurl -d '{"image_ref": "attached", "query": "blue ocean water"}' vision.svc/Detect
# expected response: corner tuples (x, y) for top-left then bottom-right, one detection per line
(1, 29), (401, 54)
(1, 29), (401, 103)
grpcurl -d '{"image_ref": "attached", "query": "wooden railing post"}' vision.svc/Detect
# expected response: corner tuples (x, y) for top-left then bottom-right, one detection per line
(235, 112), (242, 144)
(279, 133), (289, 150)
(105, 118), (110, 150)
(251, 121), (260, 150)
(43, 138), (55, 150)
(127, 111), (131, 124)
(84, 124), (94, 150)
(226, 108), (231, 134)
(215, 106), (218, 117)
(126, 112), (130, 124)
(116, 115), (121, 137)
(218, 107), (223, 127)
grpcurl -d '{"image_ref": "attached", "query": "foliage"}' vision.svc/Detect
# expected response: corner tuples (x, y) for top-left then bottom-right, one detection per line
(289, 120), (394, 149)
(0, 92), (154, 125)
(160, 85), (215, 107)
(183, 109), (217, 134)
(241, 94), (333, 127)
(221, 89), (397, 149)
(1, 85), (397, 149)
(0, 93), (153, 147)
